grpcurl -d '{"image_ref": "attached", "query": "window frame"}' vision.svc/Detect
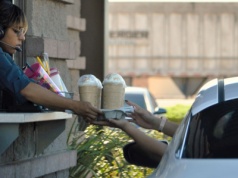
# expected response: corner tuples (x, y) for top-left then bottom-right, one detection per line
(12, 0), (26, 68)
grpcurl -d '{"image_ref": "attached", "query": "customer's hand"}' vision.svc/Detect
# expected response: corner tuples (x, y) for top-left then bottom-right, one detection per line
(125, 100), (157, 129)
(91, 118), (131, 130)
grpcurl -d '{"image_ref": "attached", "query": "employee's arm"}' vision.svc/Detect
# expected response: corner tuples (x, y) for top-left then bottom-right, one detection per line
(20, 82), (101, 120)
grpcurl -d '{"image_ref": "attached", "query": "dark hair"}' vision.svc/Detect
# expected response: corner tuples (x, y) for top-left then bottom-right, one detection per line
(0, 1), (28, 30)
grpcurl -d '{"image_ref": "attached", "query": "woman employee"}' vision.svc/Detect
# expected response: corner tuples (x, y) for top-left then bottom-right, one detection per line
(0, 1), (102, 121)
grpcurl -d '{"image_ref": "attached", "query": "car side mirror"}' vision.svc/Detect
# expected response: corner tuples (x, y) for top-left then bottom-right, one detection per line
(154, 108), (167, 115)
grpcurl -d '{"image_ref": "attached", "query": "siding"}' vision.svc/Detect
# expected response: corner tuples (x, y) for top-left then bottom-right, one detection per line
(109, 3), (238, 77)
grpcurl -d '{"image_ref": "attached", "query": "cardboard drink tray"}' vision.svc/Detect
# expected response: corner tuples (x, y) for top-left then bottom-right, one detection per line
(98, 106), (134, 121)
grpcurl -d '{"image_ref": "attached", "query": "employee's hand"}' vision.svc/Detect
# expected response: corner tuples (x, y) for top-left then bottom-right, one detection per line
(74, 101), (102, 122)
(125, 100), (157, 129)
(21, 82), (102, 122)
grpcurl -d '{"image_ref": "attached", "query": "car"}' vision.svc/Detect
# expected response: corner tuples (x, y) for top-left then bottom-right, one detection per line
(124, 86), (166, 115)
(148, 76), (238, 178)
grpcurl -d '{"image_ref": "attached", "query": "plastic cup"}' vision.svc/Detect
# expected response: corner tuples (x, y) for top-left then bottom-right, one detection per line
(50, 68), (64, 91)
(96, 78), (103, 109)
(78, 75), (102, 109)
(60, 77), (68, 93)
(79, 85), (100, 108)
(102, 73), (126, 109)
(24, 63), (63, 96)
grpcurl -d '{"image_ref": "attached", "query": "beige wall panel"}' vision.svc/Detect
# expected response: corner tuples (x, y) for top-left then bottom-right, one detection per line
(203, 14), (217, 57)
(187, 14), (200, 56)
(118, 13), (131, 30)
(135, 46), (149, 70)
(134, 13), (150, 61)
(151, 59), (165, 72)
(135, 59), (148, 70)
(118, 59), (133, 70)
(169, 14), (183, 56)
(108, 45), (117, 57)
(169, 59), (183, 70)
(187, 59), (200, 70)
(152, 14), (166, 56)
(108, 3), (238, 77)
(118, 45), (133, 56)
(203, 59), (217, 70)
(109, 14), (117, 30)
(135, 13), (148, 30)
(220, 14), (234, 57)
(108, 45), (117, 71)
(135, 45), (148, 56)
(108, 59), (115, 71)
(115, 46), (134, 71)
(220, 59), (235, 70)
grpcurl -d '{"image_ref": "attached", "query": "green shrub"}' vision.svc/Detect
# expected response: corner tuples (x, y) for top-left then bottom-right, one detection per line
(165, 104), (191, 123)
(68, 122), (158, 178)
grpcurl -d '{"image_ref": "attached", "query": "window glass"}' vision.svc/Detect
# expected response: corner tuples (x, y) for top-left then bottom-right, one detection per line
(148, 91), (158, 109)
(175, 110), (192, 158)
(124, 93), (147, 110)
(182, 99), (238, 158)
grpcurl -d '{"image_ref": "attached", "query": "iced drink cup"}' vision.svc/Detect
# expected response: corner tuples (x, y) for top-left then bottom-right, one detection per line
(78, 75), (102, 109)
(96, 78), (102, 109)
(102, 73), (126, 109)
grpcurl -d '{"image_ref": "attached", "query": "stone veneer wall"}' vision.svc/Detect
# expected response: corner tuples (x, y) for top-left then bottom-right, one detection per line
(25, 0), (86, 100)
(0, 0), (86, 177)
(24, 0), (87, 163)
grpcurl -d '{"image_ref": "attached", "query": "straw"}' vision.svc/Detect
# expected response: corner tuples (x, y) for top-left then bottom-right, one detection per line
(42, 53), (50, 74)
(26, 62), (35, 73)
(36, 56), (44, 69)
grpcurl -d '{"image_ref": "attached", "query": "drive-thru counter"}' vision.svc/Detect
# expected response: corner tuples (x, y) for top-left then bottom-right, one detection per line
(0, 111), (77, 177)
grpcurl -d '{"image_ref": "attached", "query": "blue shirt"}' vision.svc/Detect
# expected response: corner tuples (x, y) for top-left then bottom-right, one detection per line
(0, 47), (31, 104)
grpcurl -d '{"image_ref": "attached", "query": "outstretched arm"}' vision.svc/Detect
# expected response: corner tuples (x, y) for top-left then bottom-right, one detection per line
(117, 120), (168, 157)
(126, 100), (179, 137)
(92, 119), (168, 158)
(20, 82), (102, 121)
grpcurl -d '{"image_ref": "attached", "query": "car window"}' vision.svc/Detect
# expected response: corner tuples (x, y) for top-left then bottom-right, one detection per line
(175, 110), (192, 158)
(124, 93), (147, 110)
(148, 91), (158, 109)
(181, 99), (238, 158)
